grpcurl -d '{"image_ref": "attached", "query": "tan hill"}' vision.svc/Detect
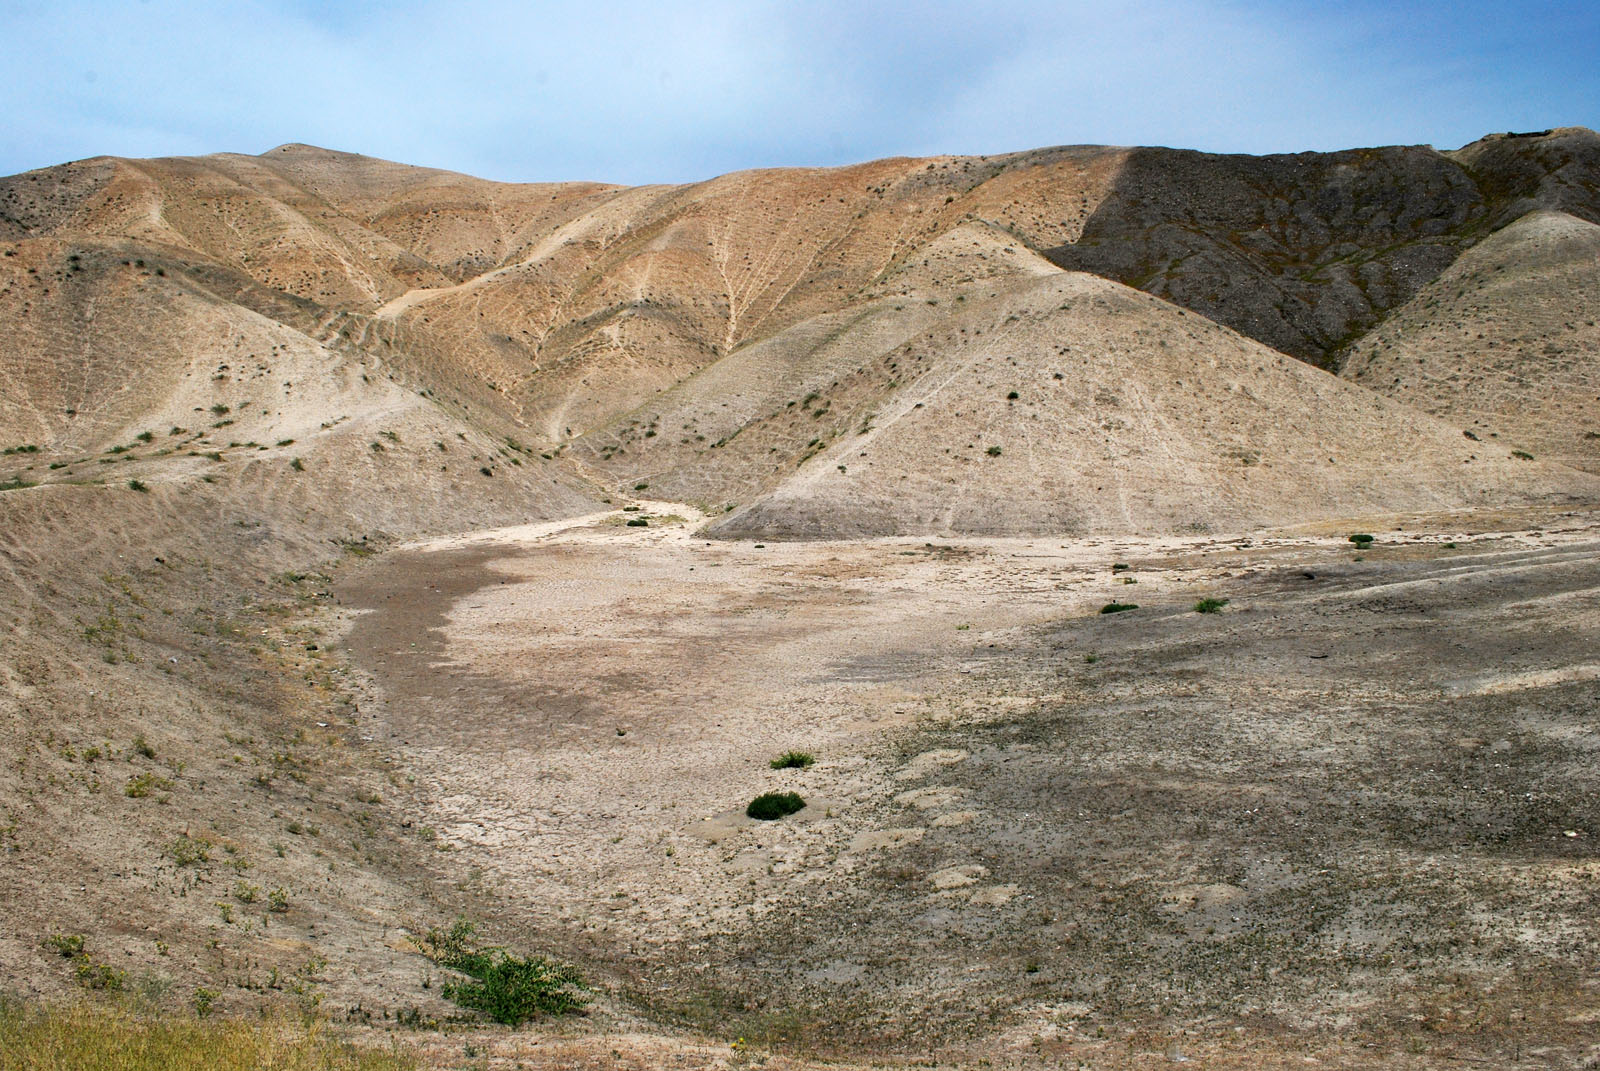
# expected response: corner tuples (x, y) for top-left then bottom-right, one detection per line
(2, 132), (1600, 1067)
(694, 272), (1592, 538)
(1341, 210), (1600, 472)
(0, 235), (598, 531)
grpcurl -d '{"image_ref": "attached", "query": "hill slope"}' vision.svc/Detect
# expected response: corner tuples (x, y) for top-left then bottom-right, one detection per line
(1341, 210), (1600, 472)
(703, 272), (1591, 538)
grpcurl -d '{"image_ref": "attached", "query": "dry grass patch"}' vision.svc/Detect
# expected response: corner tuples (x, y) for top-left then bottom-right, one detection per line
(0, 1000), (414, 1071)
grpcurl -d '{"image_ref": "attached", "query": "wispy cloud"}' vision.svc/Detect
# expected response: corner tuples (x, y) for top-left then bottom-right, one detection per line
(2, 0), (1594, 182)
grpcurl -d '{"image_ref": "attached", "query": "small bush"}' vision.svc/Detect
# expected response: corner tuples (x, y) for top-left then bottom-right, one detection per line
(1194, 597), (1229, 614)
(1099, 602), (1138, 615)
(985, 445), (1002, 456)
(125, 772), (172, 798)
(770, 751), (815, 769)
(746, 792), (806, 820)
(1111, 563), (1129, 572)
(167, 834), (211, 867)
(128, 479), (149, 493)
(625, 518), (648, 527)
(43, 934), (84, 958)
(267, 887), (290, 913)
(1511, 449), (1534, 460)
(414, 918), (588, 1025)
(1348, 533), (1374, 546)
(74, 959), (125, 991)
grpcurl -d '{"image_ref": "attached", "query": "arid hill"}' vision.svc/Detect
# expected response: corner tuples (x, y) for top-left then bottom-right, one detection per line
(2, 131), (1598, 1069)
(4, 129), (1596, 537)
(1342, 209), (1600, 471)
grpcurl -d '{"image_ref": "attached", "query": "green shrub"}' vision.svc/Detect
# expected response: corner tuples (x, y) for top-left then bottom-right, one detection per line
(128, 479), (149, 493)
(166, 834), (211, 867)
(43, 934), (84, 958)
(770, 751), (815, 769)
(746, 792), (806, 820)
(414, 919), (587, 1025)
(985, 445), (1002, 456)
(1099, 602), (1138, 615)
(1511, 450), (1534, 460)
(626, 518), (648, 527)
(74, 959), (125, 991)
(1193, 597), (1229, 614)
(1348, 533), (1374, 546)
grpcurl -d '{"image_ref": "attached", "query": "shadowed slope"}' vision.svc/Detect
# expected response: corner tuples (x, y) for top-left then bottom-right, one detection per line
(1044, 128), (1600, 367)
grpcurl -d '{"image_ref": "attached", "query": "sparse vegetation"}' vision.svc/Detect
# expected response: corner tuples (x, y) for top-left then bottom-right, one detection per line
(1099, 602), (1139, 614)
(770, 751), (815, 769)
(0, 1000), (415, 1069)
(166, 834), (211, 867)
(985, 445), (1002, 456)
(124, 771), (172, 798)
(1194, 597), (1230, 613)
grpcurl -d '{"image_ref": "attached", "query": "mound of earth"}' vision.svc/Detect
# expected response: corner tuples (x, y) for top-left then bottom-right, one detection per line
(708, 272), (1596, 539)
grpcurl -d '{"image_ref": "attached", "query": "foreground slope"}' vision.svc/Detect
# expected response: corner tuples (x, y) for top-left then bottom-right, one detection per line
(707, 272), (1593, 538)
(1341, 210), (1600, 472)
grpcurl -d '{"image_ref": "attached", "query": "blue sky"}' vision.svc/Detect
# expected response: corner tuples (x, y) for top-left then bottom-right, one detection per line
(3, 1), (1595, 184)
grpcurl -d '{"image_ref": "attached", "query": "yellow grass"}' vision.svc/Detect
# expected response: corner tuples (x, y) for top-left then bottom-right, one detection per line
(0, 1001), (415, 1071)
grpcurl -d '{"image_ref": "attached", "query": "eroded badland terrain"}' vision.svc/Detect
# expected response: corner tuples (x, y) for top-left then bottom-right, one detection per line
(2, 129), (1600, 1068)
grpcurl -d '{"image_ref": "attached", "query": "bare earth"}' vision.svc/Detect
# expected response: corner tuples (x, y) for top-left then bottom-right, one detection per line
(329, 502), (1600, 1068)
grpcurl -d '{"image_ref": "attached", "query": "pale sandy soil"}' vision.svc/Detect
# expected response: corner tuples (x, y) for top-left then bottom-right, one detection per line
(332, 502), (1600, 1068)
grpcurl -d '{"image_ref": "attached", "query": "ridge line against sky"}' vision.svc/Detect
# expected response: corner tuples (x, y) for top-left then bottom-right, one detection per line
(3, 0), (1596, 185)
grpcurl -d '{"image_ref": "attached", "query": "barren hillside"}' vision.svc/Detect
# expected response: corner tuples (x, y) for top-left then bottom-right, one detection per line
(2, 131), (1598, 1069)
(1341, 209), (1600, 471)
